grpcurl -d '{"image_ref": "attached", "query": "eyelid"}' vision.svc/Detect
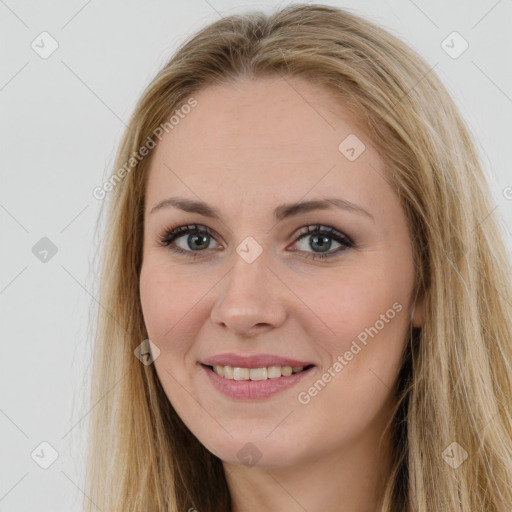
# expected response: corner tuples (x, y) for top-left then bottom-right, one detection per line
(293, 224), (354, 245)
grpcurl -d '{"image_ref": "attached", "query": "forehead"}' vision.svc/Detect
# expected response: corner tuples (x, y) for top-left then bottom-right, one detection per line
(158, 76), (359, 160)
(145, 76), (390, 217)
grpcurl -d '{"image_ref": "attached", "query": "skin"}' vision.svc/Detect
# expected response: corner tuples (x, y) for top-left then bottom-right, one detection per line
(139, 75), (424, 512)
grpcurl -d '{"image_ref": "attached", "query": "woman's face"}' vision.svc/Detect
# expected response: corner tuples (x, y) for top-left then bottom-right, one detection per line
(139, 76), (423, 468)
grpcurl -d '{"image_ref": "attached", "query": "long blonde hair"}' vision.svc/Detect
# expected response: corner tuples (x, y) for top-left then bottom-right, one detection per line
(84, 4), (512, 511)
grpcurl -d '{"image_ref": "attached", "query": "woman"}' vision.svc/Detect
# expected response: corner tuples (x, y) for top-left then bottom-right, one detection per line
(85, 4), (512, 511)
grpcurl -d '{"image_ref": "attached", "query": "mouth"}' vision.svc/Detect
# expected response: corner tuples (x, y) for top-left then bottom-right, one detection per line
(199, 362), (316, 400)
(202, 363), (315, 381)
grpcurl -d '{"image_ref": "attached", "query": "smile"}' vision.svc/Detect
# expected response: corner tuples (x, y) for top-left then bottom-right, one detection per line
(209, 364), (313, 380)
(200, 363), (316, 399)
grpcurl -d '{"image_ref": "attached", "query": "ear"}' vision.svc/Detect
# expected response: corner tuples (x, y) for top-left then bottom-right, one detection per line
(411, 294), (425, 328)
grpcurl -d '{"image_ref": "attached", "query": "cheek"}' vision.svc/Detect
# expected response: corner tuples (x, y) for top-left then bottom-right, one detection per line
(293, 270), (410, 443)
(300, 251), (414, 406)
(139, 265), (203, 417)
(139, 264), (196, 352)
(139, 267), (169, 340)
(139, 262), (220, 380)
(307, 267), (409, 349)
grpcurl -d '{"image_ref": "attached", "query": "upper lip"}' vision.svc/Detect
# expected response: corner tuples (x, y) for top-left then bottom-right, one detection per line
(201, 353), (315, 368)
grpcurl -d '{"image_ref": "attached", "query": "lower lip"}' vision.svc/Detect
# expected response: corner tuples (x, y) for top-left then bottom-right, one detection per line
(200, 364), (315, 400)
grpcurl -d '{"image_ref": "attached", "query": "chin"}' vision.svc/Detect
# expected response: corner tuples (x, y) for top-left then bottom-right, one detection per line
(200, 433), (305, 469)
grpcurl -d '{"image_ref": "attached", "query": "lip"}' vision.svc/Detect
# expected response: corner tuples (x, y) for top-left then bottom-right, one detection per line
(201, 352), (315, 368)
(200, 363), (316, 400)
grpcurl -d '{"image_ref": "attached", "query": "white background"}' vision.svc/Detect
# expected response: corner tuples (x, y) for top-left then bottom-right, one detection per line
(1, 1), (511, 510)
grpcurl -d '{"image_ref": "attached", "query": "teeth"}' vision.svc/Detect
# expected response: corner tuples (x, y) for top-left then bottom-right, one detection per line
(267, 366), (281, 379)
(233, 367), (249, 380)
(249, 367), (267, 381)
(211, 365), (306, 380)
(214, 365), (225, 377)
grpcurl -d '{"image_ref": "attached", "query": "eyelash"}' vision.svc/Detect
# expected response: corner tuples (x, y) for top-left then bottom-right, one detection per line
(156, 223), (355, 260)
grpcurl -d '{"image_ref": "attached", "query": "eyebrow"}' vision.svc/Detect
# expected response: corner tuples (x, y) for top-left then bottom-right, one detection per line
(150, 196), (374, 222)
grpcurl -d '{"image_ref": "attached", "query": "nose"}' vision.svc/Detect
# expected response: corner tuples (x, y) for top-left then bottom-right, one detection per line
(210, 249), (288, 338)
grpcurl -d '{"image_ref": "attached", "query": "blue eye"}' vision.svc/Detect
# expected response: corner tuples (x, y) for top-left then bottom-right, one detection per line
(157, 223), (354, 260)
(157, 224), (217, 258)
(292, 225), (354, 259)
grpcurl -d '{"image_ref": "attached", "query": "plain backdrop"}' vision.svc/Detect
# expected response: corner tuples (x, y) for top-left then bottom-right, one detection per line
(1, 1), (511, 510)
